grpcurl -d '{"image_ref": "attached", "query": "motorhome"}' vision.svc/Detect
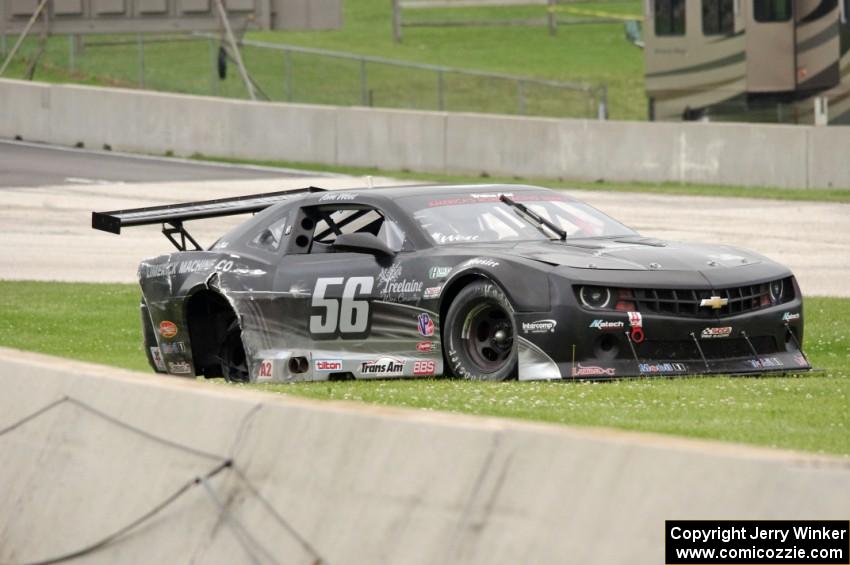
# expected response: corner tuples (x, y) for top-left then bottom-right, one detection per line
(644, 0), (850, 123)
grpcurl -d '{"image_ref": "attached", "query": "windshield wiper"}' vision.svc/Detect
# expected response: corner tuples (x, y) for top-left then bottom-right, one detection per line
(499, 194), (567, 241)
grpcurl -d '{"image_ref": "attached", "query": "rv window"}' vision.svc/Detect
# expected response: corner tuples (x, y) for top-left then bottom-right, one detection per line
(754, 0), (791, 21)
(656, 0), (687, 35)
(703, 0), (734, 34)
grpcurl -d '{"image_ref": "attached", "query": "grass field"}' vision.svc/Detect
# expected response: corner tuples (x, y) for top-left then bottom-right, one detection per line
(193, 153), (850, 203)
(1, 280), (847, 456)
(0, 0), (646, 119)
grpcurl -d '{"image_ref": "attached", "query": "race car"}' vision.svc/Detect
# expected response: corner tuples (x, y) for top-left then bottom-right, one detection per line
(92, 184), (811, 382)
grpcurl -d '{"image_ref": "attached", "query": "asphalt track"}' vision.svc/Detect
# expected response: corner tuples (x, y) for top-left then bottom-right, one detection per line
(1, 139), (848, 296)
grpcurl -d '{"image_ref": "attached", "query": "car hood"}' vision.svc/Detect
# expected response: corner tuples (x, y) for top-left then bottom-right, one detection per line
(475, 237), (772, 272)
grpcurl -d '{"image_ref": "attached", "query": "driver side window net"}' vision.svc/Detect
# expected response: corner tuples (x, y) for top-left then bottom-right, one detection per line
(310, 207), (406, 254)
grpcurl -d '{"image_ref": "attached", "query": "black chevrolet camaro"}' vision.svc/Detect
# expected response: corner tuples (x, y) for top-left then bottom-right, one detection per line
(93, 184), (811, 382)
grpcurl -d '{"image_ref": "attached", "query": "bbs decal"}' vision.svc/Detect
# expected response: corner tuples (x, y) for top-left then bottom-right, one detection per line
(309, 276), (374, 338)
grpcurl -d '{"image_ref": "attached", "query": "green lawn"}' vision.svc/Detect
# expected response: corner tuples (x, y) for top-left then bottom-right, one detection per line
(0, 0), (646, 119)
(1, 280), (847, 455)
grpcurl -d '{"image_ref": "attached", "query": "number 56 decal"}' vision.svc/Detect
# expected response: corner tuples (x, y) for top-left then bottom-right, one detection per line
(310, 277), (374, 338)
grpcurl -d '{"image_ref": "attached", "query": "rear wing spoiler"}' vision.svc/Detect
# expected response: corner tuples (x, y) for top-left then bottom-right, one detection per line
(92, 186), (326, 251)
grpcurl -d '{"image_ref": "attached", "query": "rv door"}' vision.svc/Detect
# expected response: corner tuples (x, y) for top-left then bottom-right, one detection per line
(794, 0), (841, 91)
(746, 0), (795, 91)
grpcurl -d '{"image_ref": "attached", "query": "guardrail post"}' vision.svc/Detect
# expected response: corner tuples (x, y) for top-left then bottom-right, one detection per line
(68, 36), (75, 71)
(437, 69), (445, 111)
(547, 0), (558, 35)
(360, 58), (369, 106)
(597, 85), (608, 120)
(517, 80), (526, 115)
(284, 49), (293, 101)
(208, 38), (219, 96)
(137, 33), (145, 88)
(392, 0), (403, 42)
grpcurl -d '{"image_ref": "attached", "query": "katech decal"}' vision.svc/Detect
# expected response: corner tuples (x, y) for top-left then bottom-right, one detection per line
(571, 364), (616, 377)
(700, 326), (733, 339)
(413, 360), (437, 376)
(257, 360), (273, 380)
(782, 312), (801, 322)
(418, 313), (435, 337)
(589, 319), (625, 331)
(360, 357), (405, 377)
(428, 266), (452, 279)
(522, 319), (557, 334)
(314, 359), (343, 372)
(639, 362), (687, 374)
(150, 347), (166, 372)
(416, 341), (436, 352)
(159, 321), (178, 339)
(168, 361), (192, 374)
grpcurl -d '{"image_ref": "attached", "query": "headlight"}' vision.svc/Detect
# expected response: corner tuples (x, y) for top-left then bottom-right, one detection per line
(579, 286), (612, 309)
(769, 279), (784, 304)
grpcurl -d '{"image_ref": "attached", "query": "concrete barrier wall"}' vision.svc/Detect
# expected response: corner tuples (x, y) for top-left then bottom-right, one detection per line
(1, 78), (849, 188)
(1, 347), (849, 565)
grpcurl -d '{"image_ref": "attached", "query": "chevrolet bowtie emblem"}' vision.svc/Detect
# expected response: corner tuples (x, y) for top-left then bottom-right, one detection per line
(700, 296), (729, 309)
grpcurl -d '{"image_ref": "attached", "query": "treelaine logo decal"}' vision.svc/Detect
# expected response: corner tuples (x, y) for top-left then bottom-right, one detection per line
(416, 341), (436, 352)
(522, 319), (557, 333)
(314, 359), (343, 372)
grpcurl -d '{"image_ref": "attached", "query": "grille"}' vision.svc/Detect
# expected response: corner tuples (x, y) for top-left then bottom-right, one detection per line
(630, 278), (793, 318)
(636, 336), (779, 361)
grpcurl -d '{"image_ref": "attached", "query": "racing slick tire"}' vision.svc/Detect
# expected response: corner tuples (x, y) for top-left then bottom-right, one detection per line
(444, 280), (518, 381)
(219, 319), (250, 383)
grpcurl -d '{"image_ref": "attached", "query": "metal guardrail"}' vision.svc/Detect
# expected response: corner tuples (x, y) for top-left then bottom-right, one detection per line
(205, 34), (608, 119)
(5, 31), (608, 119)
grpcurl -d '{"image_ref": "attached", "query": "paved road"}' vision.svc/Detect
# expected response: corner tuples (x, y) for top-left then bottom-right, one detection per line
(0, 141), (847, 296)
(0, 140), (321, 187)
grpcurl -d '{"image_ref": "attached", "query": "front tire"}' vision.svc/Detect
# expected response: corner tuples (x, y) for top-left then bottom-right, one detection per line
(443, 281), (518, 381)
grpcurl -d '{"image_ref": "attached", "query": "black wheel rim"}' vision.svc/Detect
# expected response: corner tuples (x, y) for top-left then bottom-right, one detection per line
(461, 300), (514, 373)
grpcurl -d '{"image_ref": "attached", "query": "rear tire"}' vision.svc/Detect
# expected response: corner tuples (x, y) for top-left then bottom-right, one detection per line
(443, 281), (518, 381)
(219, 319), (249, 383)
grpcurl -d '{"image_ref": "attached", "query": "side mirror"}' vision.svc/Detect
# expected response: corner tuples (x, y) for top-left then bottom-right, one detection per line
(332, 232), (396, 257)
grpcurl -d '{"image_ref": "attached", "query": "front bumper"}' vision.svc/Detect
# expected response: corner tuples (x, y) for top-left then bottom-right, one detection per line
(515, 292), (811, 380)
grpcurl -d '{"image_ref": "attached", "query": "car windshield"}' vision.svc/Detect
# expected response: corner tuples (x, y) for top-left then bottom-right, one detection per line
(406, 192), (637, 245)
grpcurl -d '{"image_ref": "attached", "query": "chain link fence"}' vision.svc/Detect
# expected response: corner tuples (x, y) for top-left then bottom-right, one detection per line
(1, 32), (608, 119)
